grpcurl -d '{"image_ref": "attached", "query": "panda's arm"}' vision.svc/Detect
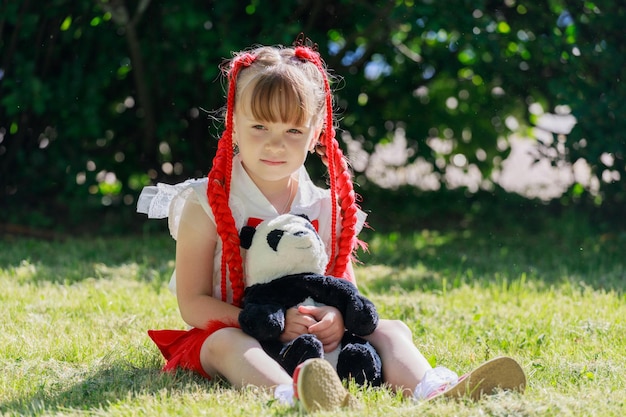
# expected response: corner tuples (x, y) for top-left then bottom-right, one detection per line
(239, 278), (313, 341)
(286, 274), (379, 336)
(238, 302), (286, 341)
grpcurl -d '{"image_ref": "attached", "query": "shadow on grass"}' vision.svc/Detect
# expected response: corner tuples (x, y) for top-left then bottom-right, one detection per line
(358, 218), (626, 294)
(0, 235), (176, 286)
(0, 359), (217, 416)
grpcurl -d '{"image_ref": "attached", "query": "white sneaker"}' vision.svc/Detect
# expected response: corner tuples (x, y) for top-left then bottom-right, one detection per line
(416, 357), (526, 401)
(274, 383), (295, 406)
(414, 366), (459, 400)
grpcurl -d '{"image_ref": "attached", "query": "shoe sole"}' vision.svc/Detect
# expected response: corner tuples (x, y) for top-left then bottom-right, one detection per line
(294, 358), (357, 412)
(433, 356), (526, 401)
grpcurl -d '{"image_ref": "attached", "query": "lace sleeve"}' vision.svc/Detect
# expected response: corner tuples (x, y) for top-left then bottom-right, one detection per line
(137, 183), (188, 219)
(137, 179), (209, 239)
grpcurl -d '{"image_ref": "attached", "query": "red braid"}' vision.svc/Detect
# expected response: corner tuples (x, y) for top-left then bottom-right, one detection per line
(207, 52), (255, 307)
(294, 45), (360, 279)
(331, 151), (360, 277)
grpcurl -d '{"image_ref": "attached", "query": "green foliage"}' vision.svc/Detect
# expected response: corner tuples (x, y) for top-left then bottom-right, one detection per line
(0, 0), (623, 232)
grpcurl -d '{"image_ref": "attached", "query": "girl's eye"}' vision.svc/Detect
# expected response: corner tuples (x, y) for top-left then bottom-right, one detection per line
(252, 124), (266, 130)
(288, 128), (303, 134)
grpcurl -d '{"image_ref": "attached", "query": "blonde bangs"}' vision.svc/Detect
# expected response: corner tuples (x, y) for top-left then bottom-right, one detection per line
(240, 71), (312, 126)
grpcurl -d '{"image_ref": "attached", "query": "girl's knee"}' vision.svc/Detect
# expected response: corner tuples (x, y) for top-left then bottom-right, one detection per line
(203, 327), (253, 357)
(368, 319), (413, 348)
(200, 327), (256, 377)
(378, 319), (412, 339)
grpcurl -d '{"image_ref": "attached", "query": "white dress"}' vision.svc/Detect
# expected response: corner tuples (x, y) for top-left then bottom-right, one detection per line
(137, 155), (367, 303)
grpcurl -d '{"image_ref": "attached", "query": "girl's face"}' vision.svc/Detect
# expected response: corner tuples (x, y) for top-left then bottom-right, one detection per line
(233, 111), (320, 186)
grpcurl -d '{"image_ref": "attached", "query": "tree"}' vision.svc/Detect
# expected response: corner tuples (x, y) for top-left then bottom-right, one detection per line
(0, 0), (623, 232)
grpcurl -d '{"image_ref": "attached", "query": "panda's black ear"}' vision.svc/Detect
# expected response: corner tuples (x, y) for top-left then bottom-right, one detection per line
(239, 225), (256, 249)
(295, 213), (311, 222)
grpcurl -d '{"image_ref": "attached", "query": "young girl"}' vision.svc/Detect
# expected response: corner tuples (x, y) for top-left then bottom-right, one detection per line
(137, 41), (524, 412)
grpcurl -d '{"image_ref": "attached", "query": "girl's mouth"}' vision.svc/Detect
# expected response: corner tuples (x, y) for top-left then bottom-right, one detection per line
(261, 159), (285, 166)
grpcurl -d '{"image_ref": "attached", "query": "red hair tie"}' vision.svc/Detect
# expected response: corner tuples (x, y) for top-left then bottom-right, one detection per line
(294, 46), (320, 64)
(229, 52), (256, 81)
(233, 52), (255, 69)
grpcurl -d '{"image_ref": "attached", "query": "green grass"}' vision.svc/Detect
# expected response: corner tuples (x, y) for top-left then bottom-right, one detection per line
(1, 217), (625, 416)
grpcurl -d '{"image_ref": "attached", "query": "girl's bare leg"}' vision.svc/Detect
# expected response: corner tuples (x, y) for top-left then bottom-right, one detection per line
(200, 327), (292, 388)
(365, 319), (433, 396)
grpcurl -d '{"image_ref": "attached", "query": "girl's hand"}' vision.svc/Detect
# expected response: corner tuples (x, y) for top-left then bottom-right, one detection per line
(298, 305), (345, 353)
(280, 307), (317, 344)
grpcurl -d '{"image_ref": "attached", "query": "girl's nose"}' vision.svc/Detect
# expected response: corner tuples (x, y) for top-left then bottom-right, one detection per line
(265, 134), (284, 152)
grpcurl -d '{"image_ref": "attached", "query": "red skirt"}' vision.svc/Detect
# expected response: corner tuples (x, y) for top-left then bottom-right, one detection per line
(148, 320), (239, 379)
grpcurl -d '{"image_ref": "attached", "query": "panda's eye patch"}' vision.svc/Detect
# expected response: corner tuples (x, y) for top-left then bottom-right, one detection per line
(267, 229), (284, 251)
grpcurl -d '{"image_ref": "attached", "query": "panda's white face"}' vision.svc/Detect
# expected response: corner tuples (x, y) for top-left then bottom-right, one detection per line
(244, 214), (328, 286)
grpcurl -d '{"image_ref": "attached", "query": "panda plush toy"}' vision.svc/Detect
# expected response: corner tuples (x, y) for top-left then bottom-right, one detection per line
(238, 213), (383, 386)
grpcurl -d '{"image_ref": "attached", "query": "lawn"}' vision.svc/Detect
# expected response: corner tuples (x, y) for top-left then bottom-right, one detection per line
(1, 213), (624, 416)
